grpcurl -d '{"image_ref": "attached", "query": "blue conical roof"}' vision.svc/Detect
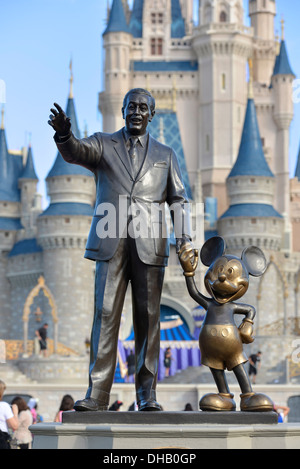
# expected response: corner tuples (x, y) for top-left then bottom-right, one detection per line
(294, 144), (300, 180)
(171, 0), (185, 38)
(273, 40), (295, 77)
(47, 97), (92, 178)
(129, 0), (143, 37)
(20, 145), (38, 180)
(228, 98), (274, 179)
(103, 0), (131, 36)
(0, 127), (20, 201)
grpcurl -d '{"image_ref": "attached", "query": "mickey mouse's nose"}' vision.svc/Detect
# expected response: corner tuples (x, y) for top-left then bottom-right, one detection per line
(218, 273), (226, 282)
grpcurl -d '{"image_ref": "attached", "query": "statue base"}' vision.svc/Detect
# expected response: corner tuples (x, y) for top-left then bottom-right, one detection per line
(62, 409), (278, 425)
(29, 410), (300, 450)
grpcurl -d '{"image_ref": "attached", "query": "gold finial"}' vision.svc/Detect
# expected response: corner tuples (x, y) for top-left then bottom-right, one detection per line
(1, 105), (4, 130)
(248, 58), (254, 99)
(275, 30), (280, 55)
(38, 276), (45, 286)
(69, 58), (74, 98)
(281, 15), (285, 41)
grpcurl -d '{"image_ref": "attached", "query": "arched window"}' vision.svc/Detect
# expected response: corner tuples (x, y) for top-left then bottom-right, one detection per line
(220, 11), (227, 22)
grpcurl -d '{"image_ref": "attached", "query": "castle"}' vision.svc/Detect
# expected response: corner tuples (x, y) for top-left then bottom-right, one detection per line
(1, 0), (300, 377)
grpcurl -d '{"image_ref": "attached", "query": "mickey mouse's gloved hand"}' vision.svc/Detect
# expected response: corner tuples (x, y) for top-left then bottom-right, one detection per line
(239, 318), (254, 344)
(178, 242), (199, 277)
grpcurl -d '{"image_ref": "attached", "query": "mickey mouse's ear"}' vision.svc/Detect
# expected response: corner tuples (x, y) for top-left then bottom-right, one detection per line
(241, 246), (267, 277)
(200, 236), (226, 267)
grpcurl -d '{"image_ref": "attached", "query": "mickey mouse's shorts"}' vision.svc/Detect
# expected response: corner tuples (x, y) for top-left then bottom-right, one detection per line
(199, 324), (248, 371)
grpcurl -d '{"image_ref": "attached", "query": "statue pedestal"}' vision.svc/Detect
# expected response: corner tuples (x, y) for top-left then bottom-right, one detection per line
(30, 411), (300, 449)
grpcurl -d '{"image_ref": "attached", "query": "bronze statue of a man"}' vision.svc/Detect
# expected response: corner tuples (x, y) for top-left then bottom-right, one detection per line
(48, 88), (193, 411)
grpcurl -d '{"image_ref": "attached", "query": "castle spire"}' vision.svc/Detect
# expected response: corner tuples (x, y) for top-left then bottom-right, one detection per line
(0, 114), (20, 202)
(20, 145), (38, 181)
(103, 0), (130, 36)
(228, 96), (273, 179)
(129, 0), (143, 38)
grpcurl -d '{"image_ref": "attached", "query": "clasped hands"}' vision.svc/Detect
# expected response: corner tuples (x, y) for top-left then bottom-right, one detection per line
(177, 237), (198, 277)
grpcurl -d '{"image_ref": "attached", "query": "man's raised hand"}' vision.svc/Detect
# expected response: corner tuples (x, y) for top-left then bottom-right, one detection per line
(48, 103), (71, 136)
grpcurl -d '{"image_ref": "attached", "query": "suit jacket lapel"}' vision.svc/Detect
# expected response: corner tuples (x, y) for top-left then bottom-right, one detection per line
(112, 129), (134, 180)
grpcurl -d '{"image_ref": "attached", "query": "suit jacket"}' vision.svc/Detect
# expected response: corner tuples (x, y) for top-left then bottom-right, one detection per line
(55, 128), (191, 266)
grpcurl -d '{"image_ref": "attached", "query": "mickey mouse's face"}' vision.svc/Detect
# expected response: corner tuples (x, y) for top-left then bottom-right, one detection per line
(204, 255), (249, 304)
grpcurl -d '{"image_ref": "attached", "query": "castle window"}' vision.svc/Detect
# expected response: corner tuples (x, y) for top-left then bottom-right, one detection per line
(151, 12), (163, 24)
(220, 11), (227, 23)
(251, 219), (257, 224)
(206, 135), (210, 152)
(151, 38), (163, 55)
(65, 218), (70, 224)
(221, 73), (226, 91)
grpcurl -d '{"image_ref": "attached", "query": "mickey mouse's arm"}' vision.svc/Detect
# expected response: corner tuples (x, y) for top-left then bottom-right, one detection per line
(233, 303), (256, 322)
(178, 243), (210, 309)
(234, 303), (256, 344)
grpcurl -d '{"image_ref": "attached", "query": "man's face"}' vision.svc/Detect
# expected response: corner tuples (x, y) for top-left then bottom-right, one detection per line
(122, 93), (155, 136)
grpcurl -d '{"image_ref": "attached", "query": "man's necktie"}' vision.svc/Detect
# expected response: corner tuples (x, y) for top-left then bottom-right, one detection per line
(129, 136), (139, 177)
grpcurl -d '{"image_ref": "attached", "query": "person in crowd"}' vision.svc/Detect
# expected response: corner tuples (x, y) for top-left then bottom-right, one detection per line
(183, 403), (193, 411)
(54, 394), (75, 422)
(109, 400), (123, 411)
(0, 380), (18, 449)
(274, 403), (290, 423)
(35, 323), (49, 357)
(126, 350), (135, 383)
(164, 347), (173, 377)
(248, 351), (262, 384)
(10, 396), (32, 449)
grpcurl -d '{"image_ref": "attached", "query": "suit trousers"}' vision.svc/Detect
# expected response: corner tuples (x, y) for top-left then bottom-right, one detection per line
(86, 235), (165, 405)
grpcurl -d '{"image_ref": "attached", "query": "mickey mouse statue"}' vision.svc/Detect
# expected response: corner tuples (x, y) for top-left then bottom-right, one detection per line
(179, 236), (273, 412)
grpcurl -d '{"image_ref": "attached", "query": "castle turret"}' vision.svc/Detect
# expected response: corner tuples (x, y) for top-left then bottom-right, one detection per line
(0, 108), (23, 339)
(249, 0), (277, 84)
(99, 0), (132, 132)
(18, 144), (41, 238)
(192, 0), (252, 216)
(271, 22), (295, 251)
(218, 70), (284, 252)
(289, 144), (300, 253)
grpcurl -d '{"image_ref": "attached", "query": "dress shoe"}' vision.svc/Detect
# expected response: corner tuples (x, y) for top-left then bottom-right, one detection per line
(200, 393), (236, 412)
(137, 398), (162, 411)
(240, 392), (273, 412)
(73, 397), (108, 412)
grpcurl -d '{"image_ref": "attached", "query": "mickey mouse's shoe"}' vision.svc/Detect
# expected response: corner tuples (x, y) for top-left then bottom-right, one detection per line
(200, 393), (236, 412)
(240, 392), (273, 412)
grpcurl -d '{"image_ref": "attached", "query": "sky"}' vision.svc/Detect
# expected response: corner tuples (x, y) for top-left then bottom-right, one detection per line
(1, 0), (300, 207)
